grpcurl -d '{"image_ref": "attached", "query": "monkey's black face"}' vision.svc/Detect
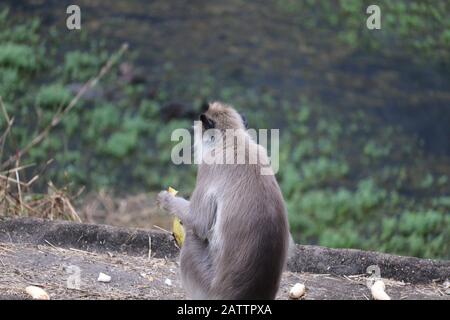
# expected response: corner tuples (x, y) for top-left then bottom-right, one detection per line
(239, 113), (248, 129)
(200, 113), (216, 130)
(200, 112), (248, 130)
(199, 102), (248, 131)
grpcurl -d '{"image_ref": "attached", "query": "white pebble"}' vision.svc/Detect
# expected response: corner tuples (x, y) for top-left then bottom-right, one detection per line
(371, 280), (391, 300)
(289, 283), (306, 299)
(97, 272), (112, 283)
(25, 286), (50, 300)
(165, 278), (172, 286)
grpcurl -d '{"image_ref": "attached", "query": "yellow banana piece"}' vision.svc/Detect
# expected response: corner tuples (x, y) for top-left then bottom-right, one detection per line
(168, 187), (185, 247)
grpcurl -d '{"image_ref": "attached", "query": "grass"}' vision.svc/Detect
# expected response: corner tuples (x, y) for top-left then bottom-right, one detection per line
(0, 97), (80, 222)
(0, 40), (128, 223)
(0, 5), (448, 259)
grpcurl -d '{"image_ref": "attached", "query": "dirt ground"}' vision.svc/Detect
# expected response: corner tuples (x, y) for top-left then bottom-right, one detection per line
(0, 242), (448, 300)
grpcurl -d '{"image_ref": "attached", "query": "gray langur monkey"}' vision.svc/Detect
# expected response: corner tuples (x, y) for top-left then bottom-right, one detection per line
(157, 101), (291, 299)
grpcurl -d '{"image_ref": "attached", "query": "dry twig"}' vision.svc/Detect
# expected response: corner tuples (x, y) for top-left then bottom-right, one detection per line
(0, 43), (129, 222)
(1, 43), (129, 169)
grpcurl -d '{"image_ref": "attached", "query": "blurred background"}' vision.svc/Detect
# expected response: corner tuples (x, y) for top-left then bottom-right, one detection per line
(0, 0), (448, 259)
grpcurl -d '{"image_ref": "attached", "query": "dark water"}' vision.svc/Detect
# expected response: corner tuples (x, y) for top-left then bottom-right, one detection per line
(4, 0), (450, 155)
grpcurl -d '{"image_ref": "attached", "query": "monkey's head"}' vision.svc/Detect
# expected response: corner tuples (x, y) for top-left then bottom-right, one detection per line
(199, 102), (248, 133)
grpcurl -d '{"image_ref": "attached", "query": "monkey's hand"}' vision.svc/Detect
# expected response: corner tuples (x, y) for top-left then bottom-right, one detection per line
(156, 190), (175, 213)
(156, 191), (190, 222)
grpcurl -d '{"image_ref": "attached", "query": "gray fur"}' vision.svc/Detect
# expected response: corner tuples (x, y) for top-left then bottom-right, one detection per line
(157, 102), (290, 299)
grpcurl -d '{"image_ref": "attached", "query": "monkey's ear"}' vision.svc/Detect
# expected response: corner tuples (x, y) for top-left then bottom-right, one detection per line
(240, 113), (248, 129)
(200, 114), (216, 129)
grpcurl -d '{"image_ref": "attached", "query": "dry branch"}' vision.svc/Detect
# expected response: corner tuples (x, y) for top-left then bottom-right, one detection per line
(1, 43), (129, 169)
(0, 43), (129, 222)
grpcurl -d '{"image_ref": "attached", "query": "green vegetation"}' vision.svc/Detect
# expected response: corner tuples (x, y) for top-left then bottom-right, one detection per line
(0, 4), (448, 259)
(276, 0), (450, 69)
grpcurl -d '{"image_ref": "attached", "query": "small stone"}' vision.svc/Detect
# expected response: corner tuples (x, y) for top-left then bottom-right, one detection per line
(165, 278), (172, 286)
(289, 283), (306, 299)
(25, 286), (50, 300)
(443, 280), (450, 289)
(97, 272), (111, 283)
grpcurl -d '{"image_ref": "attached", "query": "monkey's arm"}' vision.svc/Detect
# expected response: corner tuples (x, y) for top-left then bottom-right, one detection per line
(189, 194), (217, 242)
(157, 190), (217, 241)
